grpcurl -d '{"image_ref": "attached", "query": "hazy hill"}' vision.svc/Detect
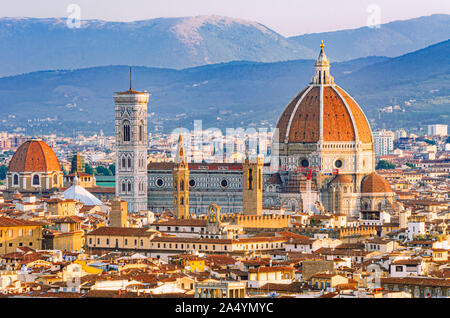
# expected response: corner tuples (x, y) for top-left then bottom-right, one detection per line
(0, 15), (315, 76)
(290, 14), (450, 61)
(1, 14), (449, 77)
(0, 41), (448, 136)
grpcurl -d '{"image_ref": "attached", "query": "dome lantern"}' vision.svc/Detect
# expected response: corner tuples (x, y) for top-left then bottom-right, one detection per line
(311, 41), (334, 85)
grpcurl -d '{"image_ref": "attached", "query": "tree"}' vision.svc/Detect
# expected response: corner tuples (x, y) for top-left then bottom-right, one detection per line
(108, 164), (115, 176)
(84, 163), (94, 175)
(405, 163), (415, 169)
(95, 166), (112, 176)
(0, 165), (7, 180)
(376, 160), (396, 170)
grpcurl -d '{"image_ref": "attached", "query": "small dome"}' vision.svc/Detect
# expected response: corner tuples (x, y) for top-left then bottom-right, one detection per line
(8, 140), (61, 173)
(330, 174), (353, 184)
(361, 173), (393, 193)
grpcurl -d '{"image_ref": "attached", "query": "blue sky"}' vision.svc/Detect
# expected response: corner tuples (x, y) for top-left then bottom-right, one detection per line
(1, 0), (449, 36)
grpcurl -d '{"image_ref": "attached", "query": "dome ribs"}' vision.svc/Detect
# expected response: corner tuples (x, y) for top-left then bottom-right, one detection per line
(287, 86), (320, 143)
(276, 88), (307, 142)
(334, 86), (373, 144)
(322, 86), (355, 142)
(8, 140), (61, 173)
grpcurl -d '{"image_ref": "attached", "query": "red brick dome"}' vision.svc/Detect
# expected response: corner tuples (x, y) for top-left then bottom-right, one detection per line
(8, 139), (61, 173)
(361, 173), (393, 193)
(276, 43), (372, 145)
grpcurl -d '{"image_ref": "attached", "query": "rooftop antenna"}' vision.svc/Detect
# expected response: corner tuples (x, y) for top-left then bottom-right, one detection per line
(129, 66), (132, 90)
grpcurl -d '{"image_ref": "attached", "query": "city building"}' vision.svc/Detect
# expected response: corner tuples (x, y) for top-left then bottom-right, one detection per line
(145, 43), (392, 217)
(427, 124), (448, 137)
(114, 73), (149, 213)
(373, 129), (395, 157)
(5, 139), (63, 195)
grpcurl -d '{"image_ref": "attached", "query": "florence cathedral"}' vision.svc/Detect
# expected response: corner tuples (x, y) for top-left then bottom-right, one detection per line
(5, 43), (397, 219)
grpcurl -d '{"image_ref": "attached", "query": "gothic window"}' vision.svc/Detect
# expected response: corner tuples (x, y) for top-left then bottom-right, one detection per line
(180, 180), (184, 191)
(180, 197), (184, 205)
(139, 123), (144, 142)
(32, 174), (40, 186)
(53, 174), (58, 186)
(13, 174), (19, 185)
(248, 169), (253, 190)
(121, 181), (126, 193)
(121, 157), (126, 169)
(123, 121), (131, 142)
(128, 181), (132, 193)
(128, 157), (132, 168)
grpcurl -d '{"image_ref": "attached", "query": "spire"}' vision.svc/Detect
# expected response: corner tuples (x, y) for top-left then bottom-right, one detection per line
(311, 40), (334, 85)
(129, 66), (133, 90)
(175, 127), (187, 164)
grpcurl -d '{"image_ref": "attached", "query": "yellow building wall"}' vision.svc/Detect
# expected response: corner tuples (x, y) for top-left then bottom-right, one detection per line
(0, 225), (42, 254)
(52, 231), (84, 252)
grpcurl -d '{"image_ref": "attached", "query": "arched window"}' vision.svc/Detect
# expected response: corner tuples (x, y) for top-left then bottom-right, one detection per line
(378, 202), (383, 210)
(121, 157), (126, 169)
(128, 157), (132, 168)
(13, 174), (19, 186)
(248, 169), (253, 190)
(180, 180), (184, 191)
(180, 197), (184, 206)
(128, 181), (132, 192)
(121, 181), (126, 193)
(53, 174), (58, 186)
(32, 174), (40, 186)
(123, 121), (131, 142)
(139, 123), (144, 142)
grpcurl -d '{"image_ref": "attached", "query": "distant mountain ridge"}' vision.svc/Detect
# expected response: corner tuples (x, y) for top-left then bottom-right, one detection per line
(0, 14), (449, 76)
(290, 14), (450, 61)
(0, 40), (448, 136)
(0, 15), (315, 76)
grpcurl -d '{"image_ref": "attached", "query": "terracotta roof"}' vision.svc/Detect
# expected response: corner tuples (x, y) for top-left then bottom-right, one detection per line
(8, 139), (61, 172)
(248, 266), (295, 273)
(115, 88), (148, 95)
(330, 174), (353, 184)
(0, 217), (45, 227)
(381, 277), (450, 287)
(87, 226), (157, 237)
(276, 84), (372, 144)
(361, 173), (394, 193)
(334, 86), (372, 143)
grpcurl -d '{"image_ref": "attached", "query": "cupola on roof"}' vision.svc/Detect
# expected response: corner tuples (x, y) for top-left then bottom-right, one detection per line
(276, 42), (373, 145)
(8, 139), (61, 173)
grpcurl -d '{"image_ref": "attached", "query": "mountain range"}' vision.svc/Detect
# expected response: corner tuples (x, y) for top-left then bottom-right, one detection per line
(290, 14), (450, 61)
(0, 14), (449, 76)
(0, 39), (448, 136)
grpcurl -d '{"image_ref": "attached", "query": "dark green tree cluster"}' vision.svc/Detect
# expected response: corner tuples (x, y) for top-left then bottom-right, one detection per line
(376, 160), (396, 170)
(84, 163), (115, 176)
(0, 165), (7, 180)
